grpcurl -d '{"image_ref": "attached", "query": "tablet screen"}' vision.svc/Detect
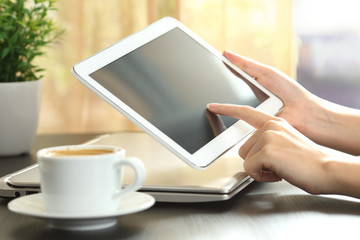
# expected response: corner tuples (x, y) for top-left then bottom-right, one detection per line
(90, 27), (269, 154)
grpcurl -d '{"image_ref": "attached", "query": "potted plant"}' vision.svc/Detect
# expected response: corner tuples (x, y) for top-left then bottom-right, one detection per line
(0, 0), (63, 155)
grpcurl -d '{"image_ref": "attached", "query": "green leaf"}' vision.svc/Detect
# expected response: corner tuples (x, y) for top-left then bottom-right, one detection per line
(16, 20), (26, 28)
(0, 0), (64, 82)
(9, 31), (19, 45)
(1, 47), (10, 60)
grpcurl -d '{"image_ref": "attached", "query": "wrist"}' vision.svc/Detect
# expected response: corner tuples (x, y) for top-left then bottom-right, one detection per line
(292, 94), (333, 144)
(322, 154), (360, 198)
(301, 95), (360, 154)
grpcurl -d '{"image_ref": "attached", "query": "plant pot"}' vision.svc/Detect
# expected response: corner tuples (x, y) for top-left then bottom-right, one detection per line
(0, 80), (42, 156)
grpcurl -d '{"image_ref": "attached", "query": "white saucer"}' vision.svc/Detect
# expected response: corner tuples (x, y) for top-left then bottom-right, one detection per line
(8, 192), (155, 231)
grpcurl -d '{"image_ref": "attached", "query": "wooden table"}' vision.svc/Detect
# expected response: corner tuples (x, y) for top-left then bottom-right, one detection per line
(1, 134), (360, 240)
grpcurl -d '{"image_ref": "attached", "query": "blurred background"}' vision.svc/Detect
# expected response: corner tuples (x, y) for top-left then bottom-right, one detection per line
(36, 0), (360, 134)
(294, 0), (360, 109)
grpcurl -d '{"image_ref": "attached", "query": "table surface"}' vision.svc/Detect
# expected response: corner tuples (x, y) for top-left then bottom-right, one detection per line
(1, 133), (360, 240)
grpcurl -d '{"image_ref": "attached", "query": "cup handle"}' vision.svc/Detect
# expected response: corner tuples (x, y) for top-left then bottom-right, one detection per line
(114, 157), (146, 198)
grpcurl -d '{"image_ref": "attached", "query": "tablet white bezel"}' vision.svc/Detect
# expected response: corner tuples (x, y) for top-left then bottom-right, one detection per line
(72, 17), (283, 169)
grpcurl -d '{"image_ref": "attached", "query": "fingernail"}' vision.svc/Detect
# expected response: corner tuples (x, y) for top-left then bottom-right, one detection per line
(207, 103), (219, 109)
(223, 49), (237, 61)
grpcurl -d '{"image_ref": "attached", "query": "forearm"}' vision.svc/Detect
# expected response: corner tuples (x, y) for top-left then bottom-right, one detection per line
(303, 95), (360, 155)
(323, 155), (360, 198)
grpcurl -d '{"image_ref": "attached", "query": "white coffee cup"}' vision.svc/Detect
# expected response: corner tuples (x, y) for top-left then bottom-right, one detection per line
(37, 145), (146, 215)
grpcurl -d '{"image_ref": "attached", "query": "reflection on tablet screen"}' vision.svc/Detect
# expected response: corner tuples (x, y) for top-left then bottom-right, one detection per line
(90, 27), (269, 154)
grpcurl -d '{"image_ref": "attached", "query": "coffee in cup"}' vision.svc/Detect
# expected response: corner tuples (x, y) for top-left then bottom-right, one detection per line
(44, 148), (114, 156)
(37, 145), (146, 215)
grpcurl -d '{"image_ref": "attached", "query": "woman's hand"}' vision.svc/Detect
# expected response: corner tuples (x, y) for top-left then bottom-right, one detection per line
(223, 50), (360, 155)
(207, 103), (332, 195)
(222, 50), (311, 134)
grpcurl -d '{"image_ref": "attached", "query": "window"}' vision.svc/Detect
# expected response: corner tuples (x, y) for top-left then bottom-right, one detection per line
(294, 0), (360, 108)
(38, 0), (295, 133)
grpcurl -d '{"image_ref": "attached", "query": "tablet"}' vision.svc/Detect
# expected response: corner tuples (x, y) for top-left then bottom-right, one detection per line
(71, 17), (283, 169)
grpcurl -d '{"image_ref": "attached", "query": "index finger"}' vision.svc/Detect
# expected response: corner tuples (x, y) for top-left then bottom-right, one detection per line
(207, 103), (278, 129)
